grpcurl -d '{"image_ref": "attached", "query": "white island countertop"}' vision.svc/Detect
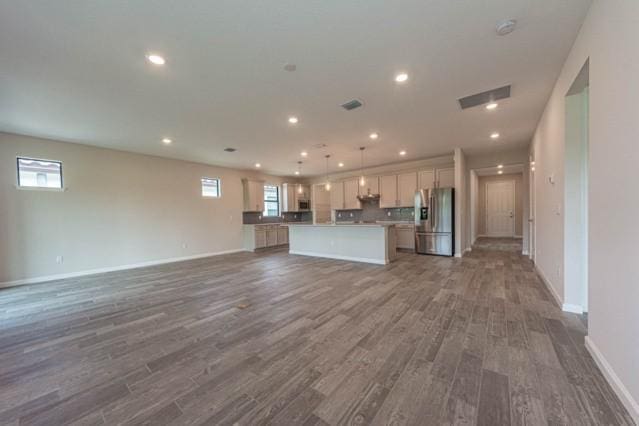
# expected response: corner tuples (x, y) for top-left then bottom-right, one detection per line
(287, 222), (397, 264)
(287, 222), (395, 227)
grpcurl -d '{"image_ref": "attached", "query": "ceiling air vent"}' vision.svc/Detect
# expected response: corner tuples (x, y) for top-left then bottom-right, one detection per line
(224, 148), (236, 152)
(458, 85), (511, 109)
(341, 99), (363, 111)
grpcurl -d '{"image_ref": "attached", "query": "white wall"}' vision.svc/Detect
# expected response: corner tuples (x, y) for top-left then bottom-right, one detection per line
(0, 132), (287, 284)
(454, 148), (467, 255)
(530, 0), (639, 419)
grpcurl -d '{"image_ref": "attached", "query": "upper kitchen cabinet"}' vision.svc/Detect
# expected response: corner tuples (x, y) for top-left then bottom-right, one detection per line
(343, 179), (362, 210)
(436, 167), (455, 188)
(379, 175), (398, 208)
(398, 172), (417, 207)
(418, 167), (455, 189)
(361, 176), (379, 197)
(329, 181), (345, 210)
(418, 169), (435, 190)
(242, 179), (265, 212)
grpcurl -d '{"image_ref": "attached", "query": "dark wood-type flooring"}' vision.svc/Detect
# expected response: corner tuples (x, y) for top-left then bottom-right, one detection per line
(0, 238), (634, 425)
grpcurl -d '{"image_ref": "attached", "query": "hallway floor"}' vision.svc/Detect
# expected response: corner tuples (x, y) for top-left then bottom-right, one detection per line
(0, 244), (633, 425)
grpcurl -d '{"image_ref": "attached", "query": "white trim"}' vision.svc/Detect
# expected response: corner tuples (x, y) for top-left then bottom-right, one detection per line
(514, 234), (523, 238)
(0, 249), (246, 288)
(585, 336), (639, 424)
(561, 303), (584, 314)
(289, 250), (387, 265)
(535, 265), (563, 308)
(454, 253), (462, 258)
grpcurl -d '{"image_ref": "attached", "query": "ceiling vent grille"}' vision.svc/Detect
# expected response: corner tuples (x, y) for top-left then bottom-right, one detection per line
(341, 99), (363, 110)
(224, 148), (236, 152)
(458, 85), (511, 109)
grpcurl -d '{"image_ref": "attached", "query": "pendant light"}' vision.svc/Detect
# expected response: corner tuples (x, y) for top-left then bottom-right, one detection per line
(359, 147), (366, 187)
(324, 154), (331, 191)
(297, 161), (303, 194)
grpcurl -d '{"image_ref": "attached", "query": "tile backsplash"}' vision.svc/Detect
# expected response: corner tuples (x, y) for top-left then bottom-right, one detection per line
(243, 211), (312, 224)
(335, 199), (414, 222)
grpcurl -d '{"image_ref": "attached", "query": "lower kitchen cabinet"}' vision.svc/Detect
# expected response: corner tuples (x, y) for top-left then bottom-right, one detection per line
(395, 224), (415, 250)
(244, 224), (289, 251)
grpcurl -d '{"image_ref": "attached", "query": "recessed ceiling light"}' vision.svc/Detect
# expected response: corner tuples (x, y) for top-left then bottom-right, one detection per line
(162, 138), (172, 144)
(486, 102), (498, 110)
(497, 164), (504, 169)
(399, 150), (407, 156)
(294, 171), (300, 175)
(490, 132), (500, 139)
(395, 73), (409, 83)
(255, 163), (261, 168)
(146, 54), (166, 66)
(531, 161), (536, 166)
(338, 162), (344, 167)
(288, 116), (299, 124)
(369, 132), (379, 140)
(300, 151), (308, 157)
(498, 170), (504, 175)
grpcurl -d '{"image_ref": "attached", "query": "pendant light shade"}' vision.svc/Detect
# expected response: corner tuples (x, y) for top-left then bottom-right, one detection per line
(297, 161), (303, 194)
(359, 147), (366, 187)
(324, 154), (331, 191)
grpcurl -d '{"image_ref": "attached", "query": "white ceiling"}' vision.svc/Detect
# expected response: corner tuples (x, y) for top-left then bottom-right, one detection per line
(0, 0), (591, 177)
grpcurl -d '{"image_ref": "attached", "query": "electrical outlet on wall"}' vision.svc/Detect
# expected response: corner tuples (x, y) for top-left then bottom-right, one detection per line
(55, 255), (63, 264)
(182, 243), (188, 249)
(387, 211), (391, 217)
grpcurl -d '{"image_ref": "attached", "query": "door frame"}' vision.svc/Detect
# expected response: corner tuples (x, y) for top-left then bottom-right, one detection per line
(485, 179), (516, 237)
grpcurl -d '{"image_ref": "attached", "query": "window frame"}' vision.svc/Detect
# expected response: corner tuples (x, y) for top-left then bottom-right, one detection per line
(201, 177), (221, 198)
(263, 183), (280, 217)
(16, 156), (64, 191)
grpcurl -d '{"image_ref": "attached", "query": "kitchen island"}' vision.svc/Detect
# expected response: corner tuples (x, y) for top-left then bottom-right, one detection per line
(287, 223), (397, 265)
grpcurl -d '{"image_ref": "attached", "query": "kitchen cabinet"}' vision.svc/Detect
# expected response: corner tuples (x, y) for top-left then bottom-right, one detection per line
(361, 176), (379, 196)
(330, 181), (345, 210)
(242, 179), (265, 212)
(343, 179), (362, 210)
(437, 167), (455, 188)
(418, 169), (435, 190)
(277, 226), (289, 245)
(283, 184), (311, 212)
(379, 175), (398, 208)
(398, 172), (417, 207)
(244, 224), (289, 251)
(417, 167), (455, 189)
(266, 226), (278, 246)
(396, 224), (415, 250)
(380, 172), (417, 207)
(255, 228), (267, 249)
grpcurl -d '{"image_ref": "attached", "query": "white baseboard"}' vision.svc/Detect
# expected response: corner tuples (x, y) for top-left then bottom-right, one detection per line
(289, 250), (387, 265)
(585, 336), (639, 424)
(0, 249), (246, 288)
(535, 265), (563, 308)
(535, 267), (587, 315)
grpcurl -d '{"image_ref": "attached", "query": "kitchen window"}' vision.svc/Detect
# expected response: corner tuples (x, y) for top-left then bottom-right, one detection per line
(201, 177), (221, 197)
(17, 157), (63, 189)
(263, 184), (279, 217)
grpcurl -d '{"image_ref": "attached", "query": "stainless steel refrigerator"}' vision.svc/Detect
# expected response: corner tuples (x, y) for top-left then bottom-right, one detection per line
(414, 188), (454, 256)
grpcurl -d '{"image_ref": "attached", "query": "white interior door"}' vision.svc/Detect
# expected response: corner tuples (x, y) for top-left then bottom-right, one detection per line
(486, 181), (515, 237)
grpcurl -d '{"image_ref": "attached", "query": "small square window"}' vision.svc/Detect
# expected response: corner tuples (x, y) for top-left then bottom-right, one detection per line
(17, 157), (63, 189)
(201, 177), (221, 197)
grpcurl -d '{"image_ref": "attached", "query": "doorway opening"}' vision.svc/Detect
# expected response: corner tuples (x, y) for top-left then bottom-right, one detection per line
(470, 164), (525, 254)
(563, 59), (589, 314)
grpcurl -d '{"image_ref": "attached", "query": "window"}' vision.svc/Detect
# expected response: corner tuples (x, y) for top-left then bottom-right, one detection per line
(201, 177), (220, 197)
(263, 184), (279, 216)
(17, 157), (63, 189)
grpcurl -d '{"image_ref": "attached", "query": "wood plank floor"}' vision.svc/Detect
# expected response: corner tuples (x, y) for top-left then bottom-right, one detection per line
(0, 238), (634, 425)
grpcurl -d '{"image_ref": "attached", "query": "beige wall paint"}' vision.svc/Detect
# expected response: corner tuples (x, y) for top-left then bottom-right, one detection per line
(0, 132), (288, 283)
(530, 0), (639, 418)
(477, 173), (524, 236)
